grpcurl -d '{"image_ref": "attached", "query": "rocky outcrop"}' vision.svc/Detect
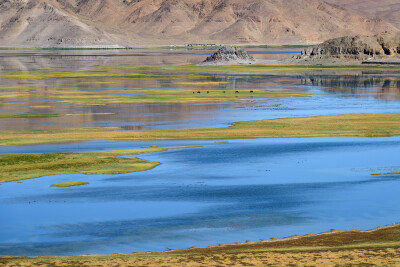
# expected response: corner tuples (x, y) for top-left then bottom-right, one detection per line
(295, 32), (400, 64)
(200, 46), (255, 65)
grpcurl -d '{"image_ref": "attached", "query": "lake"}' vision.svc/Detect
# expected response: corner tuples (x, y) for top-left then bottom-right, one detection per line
(0, 48), (400, 256)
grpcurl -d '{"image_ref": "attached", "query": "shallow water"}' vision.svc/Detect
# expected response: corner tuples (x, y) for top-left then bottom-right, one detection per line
(1, 48), (400, 131)
(0, 48), (300, 70)
(1, 137), (400, 256)
(1, 49), (400, 256)
(1, 74), (400, 131)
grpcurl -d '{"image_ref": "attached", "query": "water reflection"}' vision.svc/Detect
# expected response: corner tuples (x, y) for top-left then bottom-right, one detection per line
(301, 73), (400, 100)
(1, 49), (399, 132)
(1, 72), (400, 131)
(0, 48), (298, 71)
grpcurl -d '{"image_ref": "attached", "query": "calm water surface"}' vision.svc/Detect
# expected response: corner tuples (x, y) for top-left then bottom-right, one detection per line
(1, 138), (400, 255)
(1, 49), (400, 256)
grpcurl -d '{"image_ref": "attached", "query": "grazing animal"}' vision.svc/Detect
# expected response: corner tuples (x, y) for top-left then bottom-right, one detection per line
(235, 91), (239, 93)
(207, 91), (209, 94)
(250, 90), (254, 93)
(197, 91), (201, 94)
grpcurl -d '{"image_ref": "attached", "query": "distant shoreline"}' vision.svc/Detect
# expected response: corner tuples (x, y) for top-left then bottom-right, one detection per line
(0, 44), (311, 50)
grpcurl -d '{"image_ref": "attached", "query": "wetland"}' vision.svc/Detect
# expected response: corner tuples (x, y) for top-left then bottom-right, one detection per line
(1, 48), (400, 261)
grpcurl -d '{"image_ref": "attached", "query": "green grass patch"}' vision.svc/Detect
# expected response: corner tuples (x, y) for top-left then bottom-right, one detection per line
(173, 81), (230, 85)
(0, 146), (196, 182)
(0, 87), (314, 105)
(50, 182), (89, 187)
(0, 113), (62, 119)
(30, 106), (58, 109)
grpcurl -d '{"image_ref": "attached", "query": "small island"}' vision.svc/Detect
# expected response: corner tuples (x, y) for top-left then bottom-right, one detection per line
(50, 182), (89, 187)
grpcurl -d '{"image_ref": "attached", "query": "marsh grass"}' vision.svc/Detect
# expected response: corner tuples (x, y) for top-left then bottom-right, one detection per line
(0, 86), (314, 105)
(0, 146), (196, 182)
(1, 113), (400, 146)
(0, 113), (62, 119)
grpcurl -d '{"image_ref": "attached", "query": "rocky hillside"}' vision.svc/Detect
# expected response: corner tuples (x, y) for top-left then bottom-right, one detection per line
(294, 32), (400, 64)
(0, 0), (399, 47)
(325, 0), (400, 28)
(0, 0), (119, 47)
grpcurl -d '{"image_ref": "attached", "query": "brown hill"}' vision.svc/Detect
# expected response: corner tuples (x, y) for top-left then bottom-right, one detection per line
(0, 0), (399, 47)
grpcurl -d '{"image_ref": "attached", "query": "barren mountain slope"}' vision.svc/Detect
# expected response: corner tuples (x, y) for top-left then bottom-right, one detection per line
(0, 0), (119, 47)
(57, 0), (399, 44)
(0, 0), (399, 47)
(325, 0), (400, 28)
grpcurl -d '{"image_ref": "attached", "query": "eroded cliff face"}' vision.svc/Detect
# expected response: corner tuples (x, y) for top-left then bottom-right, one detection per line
(295, 32), (400, 64)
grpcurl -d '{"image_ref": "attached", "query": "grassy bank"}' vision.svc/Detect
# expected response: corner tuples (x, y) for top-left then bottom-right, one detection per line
(0, 77), (314, 106)
(1, 113), (400, 146)
(0, 146), (195, 182)
(2, 224), (400, 266)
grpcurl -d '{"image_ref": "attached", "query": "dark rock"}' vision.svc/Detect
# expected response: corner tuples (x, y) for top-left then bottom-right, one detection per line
(200, 46), (255, 65)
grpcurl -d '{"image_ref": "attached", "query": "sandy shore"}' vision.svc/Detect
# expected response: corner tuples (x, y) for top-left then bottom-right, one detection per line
(2, 223), (400, 266)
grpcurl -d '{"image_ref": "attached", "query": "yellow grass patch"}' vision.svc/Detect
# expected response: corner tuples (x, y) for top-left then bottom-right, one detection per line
(1, 113), (400, 146)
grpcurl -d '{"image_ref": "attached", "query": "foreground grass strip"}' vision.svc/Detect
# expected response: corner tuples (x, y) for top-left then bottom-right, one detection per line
(50, 182), (89, 187)
(1, 113), (400, 146)
(0, 146), (195, 182)
(2, 224), (400, 266)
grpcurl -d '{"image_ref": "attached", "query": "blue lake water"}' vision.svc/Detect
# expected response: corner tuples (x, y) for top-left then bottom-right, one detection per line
(1, 137), (400, 256)
(1, 49), (400, 256)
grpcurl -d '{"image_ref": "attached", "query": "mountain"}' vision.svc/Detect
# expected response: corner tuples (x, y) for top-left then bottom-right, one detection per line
(325, 0), (400, 28)
(0, 0), (120, 47)
(0, 0), (399, 47)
